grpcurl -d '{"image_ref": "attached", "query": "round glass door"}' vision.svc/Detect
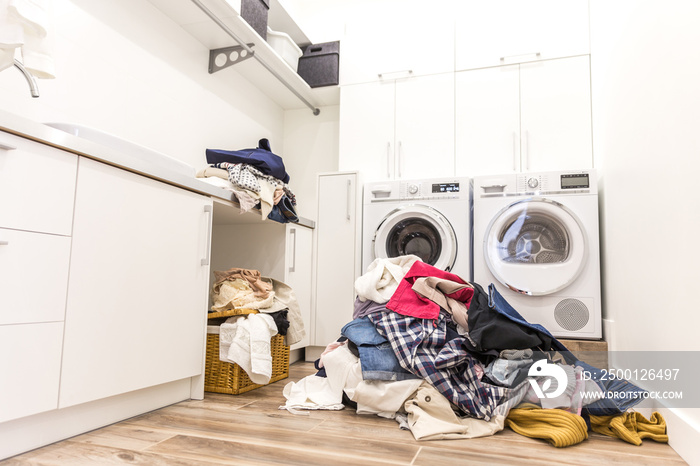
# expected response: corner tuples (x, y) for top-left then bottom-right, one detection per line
(373, 205), (457, 272)
(484, 198), (587, 295)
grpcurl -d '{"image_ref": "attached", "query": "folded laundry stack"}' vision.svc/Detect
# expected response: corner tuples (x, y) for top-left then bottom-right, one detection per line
(281, 256), (669, 448)
(197, 138), (299, 223)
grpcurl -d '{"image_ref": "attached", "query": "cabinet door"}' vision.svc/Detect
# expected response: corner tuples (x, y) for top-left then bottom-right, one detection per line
(285, 225), (313, 350)
(455, 65), (521, 176)
(339, 81), (395, 181)
(395, 73), (456, 179)
(0, 322), (63, 422)
(456, 0), (590, 71)
(314, 173), (358, 346)
(60, 158), (212, 408)
(0, 228), (71, 325)
(0, 131), (77, 236)
(520, 56), (593, 171)
(340, 0), (454, 85)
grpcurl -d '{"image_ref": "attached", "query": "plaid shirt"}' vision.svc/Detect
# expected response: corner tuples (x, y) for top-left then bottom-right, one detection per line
(368, 310), (507, 420)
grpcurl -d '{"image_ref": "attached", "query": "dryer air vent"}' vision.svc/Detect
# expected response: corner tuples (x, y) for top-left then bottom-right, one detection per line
(554, 298), (589, 331)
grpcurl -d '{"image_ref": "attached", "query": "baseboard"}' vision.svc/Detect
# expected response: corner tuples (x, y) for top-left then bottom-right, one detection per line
(636, 400), (700, 465)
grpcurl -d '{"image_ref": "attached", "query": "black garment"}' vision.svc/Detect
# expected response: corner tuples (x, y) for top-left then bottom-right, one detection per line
(268, 309), (290, 335)
(465, 282), (555, 353)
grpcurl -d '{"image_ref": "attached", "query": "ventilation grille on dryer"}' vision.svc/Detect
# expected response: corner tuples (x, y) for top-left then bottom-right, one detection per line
(554, 299), (589, 331)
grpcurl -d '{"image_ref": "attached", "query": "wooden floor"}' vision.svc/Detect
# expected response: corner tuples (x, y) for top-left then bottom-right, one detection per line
(3, 362), (687, 465)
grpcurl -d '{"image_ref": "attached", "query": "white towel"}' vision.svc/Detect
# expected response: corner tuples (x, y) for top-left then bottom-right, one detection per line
(0, 0), (54, 78)
(219, 313), (279, 385)
(354, 255), (421, 303)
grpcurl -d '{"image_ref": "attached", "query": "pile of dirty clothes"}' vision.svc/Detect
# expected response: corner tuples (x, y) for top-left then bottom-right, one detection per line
(197, 138), (298, 223)
(210, 267), (305, 384)
(281, 255), (669, 448)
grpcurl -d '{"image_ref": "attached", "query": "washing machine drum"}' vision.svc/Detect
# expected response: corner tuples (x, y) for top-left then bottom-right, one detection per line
(373, 204), (457, 272)
(484, 198), (588, 295)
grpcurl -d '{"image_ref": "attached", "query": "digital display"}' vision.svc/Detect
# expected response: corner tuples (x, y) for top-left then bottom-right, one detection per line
(432, 182), (460, 193)
(561, 174), (589, 189)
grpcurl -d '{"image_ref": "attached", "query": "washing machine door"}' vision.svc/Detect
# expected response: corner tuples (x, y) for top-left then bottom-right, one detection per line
(484, 198), (587, 296)
(373, 204), (458, 271)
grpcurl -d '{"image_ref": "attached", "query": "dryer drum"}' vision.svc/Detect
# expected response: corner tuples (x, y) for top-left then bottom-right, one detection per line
(497, 212), (570, 264)
(386, 218), (443, 266)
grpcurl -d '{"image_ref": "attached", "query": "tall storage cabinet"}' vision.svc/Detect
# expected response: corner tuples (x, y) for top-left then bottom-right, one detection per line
(339, 73), (455, 181)
(60, 157), (213, 408)
(312, 172), (361, 350)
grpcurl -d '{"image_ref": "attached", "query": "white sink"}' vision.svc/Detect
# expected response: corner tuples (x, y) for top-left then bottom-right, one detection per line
(45, 122), (195, 178)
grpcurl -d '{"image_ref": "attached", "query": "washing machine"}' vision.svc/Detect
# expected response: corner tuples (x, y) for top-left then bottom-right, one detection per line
(362, 177), (471, 281)
(473, 169), (601, 339)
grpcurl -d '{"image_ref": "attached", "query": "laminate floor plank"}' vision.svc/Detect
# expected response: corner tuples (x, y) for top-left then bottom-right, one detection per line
(1, 361), (687, 465)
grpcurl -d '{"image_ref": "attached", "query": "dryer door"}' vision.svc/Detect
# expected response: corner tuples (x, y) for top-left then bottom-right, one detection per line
(484, 198), (587, 295)
(373, 204), (458, 271)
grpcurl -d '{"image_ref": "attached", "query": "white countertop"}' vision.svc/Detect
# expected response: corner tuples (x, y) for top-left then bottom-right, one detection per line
(0, 109), (314, 229)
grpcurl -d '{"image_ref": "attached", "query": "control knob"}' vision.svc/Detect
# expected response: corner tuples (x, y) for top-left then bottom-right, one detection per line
(407, 184), (419, 195)
(527, 177), (539, 189)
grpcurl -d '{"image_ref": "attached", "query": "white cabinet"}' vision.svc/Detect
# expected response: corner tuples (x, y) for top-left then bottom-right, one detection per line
(59, 157), (212, 408)
(339, 73), (455, 182)
(455, 0), (590, 71)
(340, 0), (454, 86)
(0, 322), (63, 423)
(209, 217), (314, 350)
(0, 131), (76, 422)
(456, 56), (593, 176)
(313, 172), (360, 348)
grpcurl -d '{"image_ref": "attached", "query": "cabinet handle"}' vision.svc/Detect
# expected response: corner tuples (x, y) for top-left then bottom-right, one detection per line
(0, 141), (17, 151)
(378, 69), (413, 79)
(386, 142), (392, 178)
(398, 141), (403, 178)
(524, 130), (530, 171)
(346, 179), (352, 221)
(512, 132), (519, 171)
(500, 52), (541, 62)
(288, 228), (296, 273)
(201, 205), (213, 266)
(0, 240), (8, 245)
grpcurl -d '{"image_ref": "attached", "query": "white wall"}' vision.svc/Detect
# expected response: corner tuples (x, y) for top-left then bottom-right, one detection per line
(282, 105), (339, 220)
(590, 1), (700, 463)
(0, 0), (284, 170)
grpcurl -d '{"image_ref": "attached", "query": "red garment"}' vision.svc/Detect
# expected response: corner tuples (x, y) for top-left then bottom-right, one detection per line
(387, 261), (473, 319)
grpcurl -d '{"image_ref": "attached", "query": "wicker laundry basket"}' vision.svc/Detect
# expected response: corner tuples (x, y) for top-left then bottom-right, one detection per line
(204, 308), (290, 395)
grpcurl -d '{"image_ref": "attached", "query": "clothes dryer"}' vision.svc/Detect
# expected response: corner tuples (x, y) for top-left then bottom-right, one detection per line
(362, 177), (471, 281)
(473, 170), (601, 339)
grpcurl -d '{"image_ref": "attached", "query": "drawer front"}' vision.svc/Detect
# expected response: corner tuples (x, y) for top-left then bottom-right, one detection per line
(0, 131), (78, 236)
(0, 322), (63, 423)
(0, 228), (71, 325)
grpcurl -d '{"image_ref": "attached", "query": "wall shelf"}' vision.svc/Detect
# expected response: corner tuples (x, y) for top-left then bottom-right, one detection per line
(147, 0), (339, 113)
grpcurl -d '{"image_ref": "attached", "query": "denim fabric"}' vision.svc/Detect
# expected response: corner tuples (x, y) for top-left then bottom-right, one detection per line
(278, 195), (299, 222)
(342, 317), (419, 381)
(267, 204), (289, 223)
(576, 361), (648, 415)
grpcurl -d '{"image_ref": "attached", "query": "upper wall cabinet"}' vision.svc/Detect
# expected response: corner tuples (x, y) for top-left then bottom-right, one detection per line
(455, 0), (590, 71)
(340, 0), (455, 86)
(455, 55), (593, 176)
(339, 73), (455, 181)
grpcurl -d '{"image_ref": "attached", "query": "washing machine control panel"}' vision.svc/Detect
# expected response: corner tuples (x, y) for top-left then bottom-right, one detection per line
(399, 180), (464, 200)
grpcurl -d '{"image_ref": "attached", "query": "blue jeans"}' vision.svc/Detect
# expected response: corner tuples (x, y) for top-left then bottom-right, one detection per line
(342, 317), (419, 381)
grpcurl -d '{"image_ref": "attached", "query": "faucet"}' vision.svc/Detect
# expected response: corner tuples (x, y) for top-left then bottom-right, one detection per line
(13, 59), (40, 98)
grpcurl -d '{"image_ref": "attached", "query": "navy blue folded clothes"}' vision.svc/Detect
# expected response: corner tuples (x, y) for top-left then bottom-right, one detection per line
(206, 138), (290, 183)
